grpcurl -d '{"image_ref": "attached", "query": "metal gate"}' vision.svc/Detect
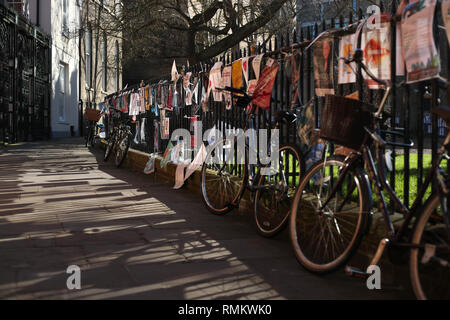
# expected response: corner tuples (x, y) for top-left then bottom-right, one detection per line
(0, 3), (50, 145)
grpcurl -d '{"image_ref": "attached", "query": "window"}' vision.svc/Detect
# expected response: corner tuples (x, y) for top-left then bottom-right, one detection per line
(58, 63), (67, 121)
(62, 0), (69, 34)
(101, 35), (107, 92)
(115, 40), (119, 92)
(85, 27), (92, 88)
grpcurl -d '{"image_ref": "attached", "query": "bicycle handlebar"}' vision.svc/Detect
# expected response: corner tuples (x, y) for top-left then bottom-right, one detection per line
(341, 49), (390, 87)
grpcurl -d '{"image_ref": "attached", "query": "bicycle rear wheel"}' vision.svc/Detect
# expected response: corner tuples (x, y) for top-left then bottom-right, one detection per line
(200, 136), (248, 215)
(289, 155), (371, 273)
(410, 194), (450, 300)
(254, 143), (304, 238)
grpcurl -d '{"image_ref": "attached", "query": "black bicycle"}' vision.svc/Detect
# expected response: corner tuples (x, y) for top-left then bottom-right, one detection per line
(289, 49), (450, 300)
(200, 86), (309, 237)
(104, 111), (132, 168)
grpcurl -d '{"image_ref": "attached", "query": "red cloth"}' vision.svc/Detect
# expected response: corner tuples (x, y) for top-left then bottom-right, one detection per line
(250, 60), (279, 110)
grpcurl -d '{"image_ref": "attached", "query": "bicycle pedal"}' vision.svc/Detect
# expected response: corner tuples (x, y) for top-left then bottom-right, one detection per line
(345, 266), (369, 280)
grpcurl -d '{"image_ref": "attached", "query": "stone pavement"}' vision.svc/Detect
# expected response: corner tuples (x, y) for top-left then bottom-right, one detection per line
(0, 138), (413, 300)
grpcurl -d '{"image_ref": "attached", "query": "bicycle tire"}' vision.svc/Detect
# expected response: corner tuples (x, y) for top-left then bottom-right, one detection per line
(115, 134), (130, 168)
(410, 194), (450, 300)
(254, 143), (304, 238)
(289, 155), (372, 274)
(200, 136), (248, 215)
(104, 134), (116, 162)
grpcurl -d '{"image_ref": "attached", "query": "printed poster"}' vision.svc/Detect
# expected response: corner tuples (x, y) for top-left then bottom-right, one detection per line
(401, 0), (440, 83)
(222, 66), (232, 110)
(313, 38), (335, 96)
(444, 0), (450, 44)
(208, 62), (223, 102)
(361, 13), (391, 89)
(338, 33), (357, 84)
(232, 59), (243, 89)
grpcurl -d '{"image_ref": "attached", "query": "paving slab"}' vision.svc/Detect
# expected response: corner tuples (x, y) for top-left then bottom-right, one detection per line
(0, 138), (413, 300)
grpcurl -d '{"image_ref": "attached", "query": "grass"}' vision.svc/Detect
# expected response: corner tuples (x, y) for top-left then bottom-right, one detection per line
(393, 153), (447, 207)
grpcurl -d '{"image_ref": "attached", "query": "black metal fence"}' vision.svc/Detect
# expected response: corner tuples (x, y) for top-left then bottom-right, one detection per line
(0, 3), (51, 145)
(105, 0), (449, 207)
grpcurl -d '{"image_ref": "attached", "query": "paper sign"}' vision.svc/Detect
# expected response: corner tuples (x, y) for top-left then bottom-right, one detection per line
(222, 66), (232, 110)
(401, 0), (440, 84)
(338, 34), (357, 84)
(361, 13), (391, 89)
(313, 38), (335, 96)
(252, 54), (264, 81)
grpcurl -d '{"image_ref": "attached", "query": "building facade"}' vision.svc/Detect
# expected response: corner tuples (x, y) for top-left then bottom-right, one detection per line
(27, 0), (81, 138)
(79, 0), (123, 136)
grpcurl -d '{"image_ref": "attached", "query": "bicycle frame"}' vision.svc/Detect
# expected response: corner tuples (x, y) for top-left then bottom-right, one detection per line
(319, 88), (450, 248)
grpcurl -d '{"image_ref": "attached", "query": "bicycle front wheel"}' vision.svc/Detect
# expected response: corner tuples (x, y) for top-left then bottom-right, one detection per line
(200, 137), (248, 215)
(254, 143), (304, 238)
(104, 134), (115, 162)
(410, 194), (450, 300)
(115, 134), (130, 168)
(289, 155), (371, 274)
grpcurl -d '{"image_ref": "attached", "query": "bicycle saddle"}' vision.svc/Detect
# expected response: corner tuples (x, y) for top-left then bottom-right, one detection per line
(96, 123), (105, 128)
(274, 111), (297, 124)
(432, 105), (450, 126)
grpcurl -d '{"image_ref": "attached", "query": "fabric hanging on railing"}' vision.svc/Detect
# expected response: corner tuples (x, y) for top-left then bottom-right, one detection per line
(251, 58), (279, 110)
(285, 52), (301, 109)
(208, 62), (223, 102)
(400, 0), (440, 83)
(139, 87), (146, 113)
(153, 119), (159, 152)
(141, 118), (146, 144)
(172, 60), (179, 82)
(201, 79), (209, 112)
(252, 54), (264, 81)
(145, 85), (151, 110)
(192, 77), (199, 105)
(222, 65), (232, 110)
(232, 59), (243, 89)
(160, 140), (174, 169)
(313, 38), (335, 96)
(167, 85), (174, 111)
(338, 33), (357, 84)
(361, 13), (391, 89)
(184, 143), (207, 182)
(242, 57), (250, 86)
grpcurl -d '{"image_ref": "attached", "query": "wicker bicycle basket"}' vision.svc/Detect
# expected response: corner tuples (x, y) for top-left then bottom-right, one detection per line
(320, 95), (373, 151)
(85, 108), (102, 122)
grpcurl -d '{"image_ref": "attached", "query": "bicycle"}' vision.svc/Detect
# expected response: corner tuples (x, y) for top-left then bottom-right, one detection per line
(85, 108), (105, 148)
(289, 48), (450, 299)
(200, 86), (309, 238)
(104, 110), (132, 168)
